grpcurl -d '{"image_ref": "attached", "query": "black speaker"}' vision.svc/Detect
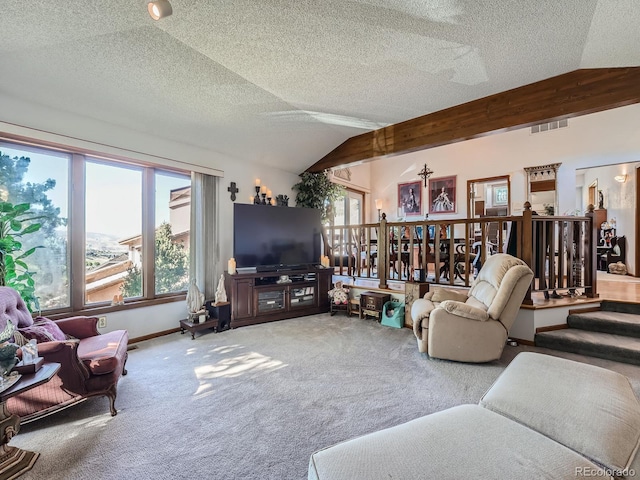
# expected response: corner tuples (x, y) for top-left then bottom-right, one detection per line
(205, 301), (231, 331)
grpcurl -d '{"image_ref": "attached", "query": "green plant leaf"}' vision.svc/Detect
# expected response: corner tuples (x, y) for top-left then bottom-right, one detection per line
(14, 259), (28, 269)
(0, 238), (17, 251)
(13, 203), (31, 214)
(16, 247), (41, 261)
(19, 223), (41, 235)
(0, 200), (43, 310)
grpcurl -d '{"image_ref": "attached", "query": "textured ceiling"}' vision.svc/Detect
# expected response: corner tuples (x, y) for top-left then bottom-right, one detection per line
(0, 0), (639, 174)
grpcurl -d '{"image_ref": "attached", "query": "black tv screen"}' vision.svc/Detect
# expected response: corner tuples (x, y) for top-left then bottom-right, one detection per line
(233, 204), (322, 271)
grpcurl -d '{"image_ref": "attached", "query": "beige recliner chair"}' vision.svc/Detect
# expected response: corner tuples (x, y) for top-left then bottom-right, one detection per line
(411, 253), (533, 362)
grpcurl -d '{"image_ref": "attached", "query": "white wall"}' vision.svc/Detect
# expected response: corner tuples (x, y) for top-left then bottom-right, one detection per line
(580, 163), (638, 272)
(218, 165), (301, 273)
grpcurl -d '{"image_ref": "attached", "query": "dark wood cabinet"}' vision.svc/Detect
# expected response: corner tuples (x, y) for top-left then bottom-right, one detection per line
(594, 208), (607, 231)
(233, 277), (254, 319)
(359, 291), (391, 320)
(225, 267), (332, 328)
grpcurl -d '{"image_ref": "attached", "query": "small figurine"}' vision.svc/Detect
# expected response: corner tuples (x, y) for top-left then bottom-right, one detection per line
(598, 190), (604, 209)
(215, 274), (227, 304)
(186, 279), (206, 317)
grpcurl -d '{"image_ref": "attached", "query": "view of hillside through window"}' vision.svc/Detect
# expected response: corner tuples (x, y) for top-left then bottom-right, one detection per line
(85, 160), (143, 304)
(0, 143), (191, 311)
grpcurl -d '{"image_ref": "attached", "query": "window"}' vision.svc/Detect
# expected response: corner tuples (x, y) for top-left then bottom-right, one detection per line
(154, 172), (190, 295)
(0, 143), (70, 310)
(332, 189), (363, 226)
(0, 139), (193, 315)
(85, 160), (142, 304)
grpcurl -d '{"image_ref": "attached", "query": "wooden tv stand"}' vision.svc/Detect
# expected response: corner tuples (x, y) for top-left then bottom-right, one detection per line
(224, 267), (332, 328)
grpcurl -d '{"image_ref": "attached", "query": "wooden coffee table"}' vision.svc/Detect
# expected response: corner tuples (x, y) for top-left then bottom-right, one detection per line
(0, 362), (61, 479)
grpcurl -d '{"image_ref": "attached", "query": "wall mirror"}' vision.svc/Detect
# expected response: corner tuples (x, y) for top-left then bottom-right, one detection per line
(524, 163), (561, 215)
(466, 175), (511, 244)
(467, 175), (511, 218)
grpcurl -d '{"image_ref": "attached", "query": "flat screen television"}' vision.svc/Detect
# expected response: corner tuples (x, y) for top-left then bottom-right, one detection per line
(233, 204), (322, 271)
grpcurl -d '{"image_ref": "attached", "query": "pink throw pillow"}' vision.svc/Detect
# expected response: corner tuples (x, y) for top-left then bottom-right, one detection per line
(18, 317), (66, 343)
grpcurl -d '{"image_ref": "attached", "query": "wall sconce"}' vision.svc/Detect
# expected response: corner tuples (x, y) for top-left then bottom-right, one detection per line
(148, 0), (173, 20)
(614, 174), (627, 183)
(375, 198), (383, 220)
(227, 182), (238, 201)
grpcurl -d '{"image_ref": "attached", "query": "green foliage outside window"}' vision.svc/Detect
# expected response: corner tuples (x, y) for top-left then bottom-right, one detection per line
(120, 222), (188, 298)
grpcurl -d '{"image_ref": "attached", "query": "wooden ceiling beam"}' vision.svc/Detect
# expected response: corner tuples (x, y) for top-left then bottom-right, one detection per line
(305, 68), (640, 173)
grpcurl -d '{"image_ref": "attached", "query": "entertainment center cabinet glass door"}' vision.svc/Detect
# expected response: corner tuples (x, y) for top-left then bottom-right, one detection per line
(256, 287), (287, 314)
(254, 282), (317, 315)
(288, 283), (316, 309)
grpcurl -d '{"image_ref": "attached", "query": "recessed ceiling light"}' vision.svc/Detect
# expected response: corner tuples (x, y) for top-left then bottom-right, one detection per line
(148, 0), (172, 20)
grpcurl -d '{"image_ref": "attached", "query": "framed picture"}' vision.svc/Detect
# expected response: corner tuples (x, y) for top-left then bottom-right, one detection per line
(397, 181), (422, 217)
(429, 176), (456, 214)
(493, 185), (508, 206)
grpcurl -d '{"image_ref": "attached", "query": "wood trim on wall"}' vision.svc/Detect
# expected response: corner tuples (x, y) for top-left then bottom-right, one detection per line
(536, 324), (569, 333)
(636, 165), (640, 277)
(306, 68), (640, 172)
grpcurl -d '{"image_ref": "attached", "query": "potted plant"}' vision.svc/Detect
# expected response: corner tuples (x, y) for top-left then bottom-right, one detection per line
(292, 171), (344, 223)
(0, 201), (43, 312)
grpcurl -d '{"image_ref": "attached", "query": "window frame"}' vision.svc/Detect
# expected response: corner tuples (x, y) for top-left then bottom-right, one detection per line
(0, 137), (191, 318)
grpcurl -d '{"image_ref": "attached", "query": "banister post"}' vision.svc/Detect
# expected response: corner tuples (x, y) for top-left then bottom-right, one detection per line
(378, 214), (389, 289)
(585, 204), (598, 298)
(522, 202), (533, 305)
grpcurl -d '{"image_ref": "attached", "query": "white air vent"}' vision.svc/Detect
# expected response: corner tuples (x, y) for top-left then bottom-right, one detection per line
(531, 119), (568, 134)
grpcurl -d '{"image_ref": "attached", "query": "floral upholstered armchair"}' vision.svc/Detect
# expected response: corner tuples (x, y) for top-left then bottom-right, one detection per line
(0, 287), (129, 422)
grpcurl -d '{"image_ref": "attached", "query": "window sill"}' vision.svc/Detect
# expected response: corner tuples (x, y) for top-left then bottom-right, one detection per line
(42, 294), (187, 320)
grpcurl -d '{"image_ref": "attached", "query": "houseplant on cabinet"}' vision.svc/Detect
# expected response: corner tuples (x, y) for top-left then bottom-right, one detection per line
(292, 170), (344, 223)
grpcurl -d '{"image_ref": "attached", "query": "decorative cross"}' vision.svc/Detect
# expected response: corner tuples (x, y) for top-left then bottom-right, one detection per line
(228, 182), (239, 201)
(418, 163), (434, 188)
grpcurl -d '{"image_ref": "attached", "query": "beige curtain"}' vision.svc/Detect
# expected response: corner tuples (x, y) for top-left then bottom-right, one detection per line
(190, 173), (220, 299)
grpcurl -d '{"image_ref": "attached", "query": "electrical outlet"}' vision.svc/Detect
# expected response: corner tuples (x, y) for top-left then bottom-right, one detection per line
(98, 316), (107, 328)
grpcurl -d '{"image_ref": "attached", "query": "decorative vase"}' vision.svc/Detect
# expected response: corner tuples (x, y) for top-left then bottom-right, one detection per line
(0, 342), (19, 377)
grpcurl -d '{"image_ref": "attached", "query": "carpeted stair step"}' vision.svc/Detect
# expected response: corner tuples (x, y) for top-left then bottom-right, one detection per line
(535, 329), (640, 366)
(600, 300), (640, 316)
(567, 311), (640, 338)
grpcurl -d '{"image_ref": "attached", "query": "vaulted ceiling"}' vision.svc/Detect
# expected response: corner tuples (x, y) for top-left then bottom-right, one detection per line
(1, 0), (639, 174)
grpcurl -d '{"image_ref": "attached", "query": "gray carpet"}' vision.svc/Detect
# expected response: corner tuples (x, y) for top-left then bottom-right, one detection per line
(537, 302), (640, 365)
(12, 313), (640, 480)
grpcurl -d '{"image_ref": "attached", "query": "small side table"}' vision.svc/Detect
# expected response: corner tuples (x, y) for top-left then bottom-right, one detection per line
(0, 362), (61, 479)
(359, 291), (391, 321)
(348, 298), (361, 317)
(180, 318), (218, 340)
(180, 302), (232, 339)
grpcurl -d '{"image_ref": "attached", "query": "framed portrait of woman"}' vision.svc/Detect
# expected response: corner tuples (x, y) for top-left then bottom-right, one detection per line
(397, 181), (422, 216)
(429, 176), (456, 214)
